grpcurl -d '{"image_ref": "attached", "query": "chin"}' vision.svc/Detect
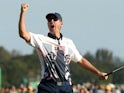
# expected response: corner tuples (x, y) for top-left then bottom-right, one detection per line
(50, 29), (55, 33)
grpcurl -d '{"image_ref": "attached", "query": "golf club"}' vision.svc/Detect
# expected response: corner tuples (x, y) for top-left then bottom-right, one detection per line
(105, 65), (124, 76)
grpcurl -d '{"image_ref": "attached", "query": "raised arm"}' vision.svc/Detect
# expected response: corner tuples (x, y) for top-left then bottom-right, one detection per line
(78, 57), (108, 80)
(18, 4), (30, 42)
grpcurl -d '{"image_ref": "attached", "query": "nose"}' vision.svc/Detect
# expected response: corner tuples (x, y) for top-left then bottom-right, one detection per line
(51, 19), (54, 22)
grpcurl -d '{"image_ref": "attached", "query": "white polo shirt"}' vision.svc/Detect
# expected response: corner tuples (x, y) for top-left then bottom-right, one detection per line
(28, 32), (82, 82)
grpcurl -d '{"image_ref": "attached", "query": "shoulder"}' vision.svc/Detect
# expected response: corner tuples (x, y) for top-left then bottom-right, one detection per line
(29, 32), (48, 39)
(63, 36), (73, 42)
(29, 32), (43, 37)
(29, 32), (56, 43)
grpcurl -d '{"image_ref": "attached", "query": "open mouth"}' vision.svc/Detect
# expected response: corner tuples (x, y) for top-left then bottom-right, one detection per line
(51, 25), (54, 28)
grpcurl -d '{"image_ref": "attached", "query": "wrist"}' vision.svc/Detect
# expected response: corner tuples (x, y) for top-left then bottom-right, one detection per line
(96, 71), (101, 76)
(20, 11), (26, 17)
(21, 11), (25, 14)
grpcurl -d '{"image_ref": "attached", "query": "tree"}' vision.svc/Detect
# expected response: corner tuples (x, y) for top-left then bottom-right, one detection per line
(95, 48), (113, 63)
(0, 47), (10, 62)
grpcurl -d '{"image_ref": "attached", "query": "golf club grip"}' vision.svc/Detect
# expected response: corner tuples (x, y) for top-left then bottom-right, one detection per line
(105, 72), (113, 76)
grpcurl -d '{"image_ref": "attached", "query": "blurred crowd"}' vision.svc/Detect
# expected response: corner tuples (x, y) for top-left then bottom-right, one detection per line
(0, 82), (124, 93)
(72, 82), (124, 93)
(0, 84), (37, 93)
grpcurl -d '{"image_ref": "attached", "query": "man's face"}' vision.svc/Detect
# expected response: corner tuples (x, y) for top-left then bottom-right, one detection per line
(47, 17), (63, 33)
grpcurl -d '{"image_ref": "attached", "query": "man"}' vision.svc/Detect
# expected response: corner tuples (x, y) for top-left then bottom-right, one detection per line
(18, 4), (108, 93)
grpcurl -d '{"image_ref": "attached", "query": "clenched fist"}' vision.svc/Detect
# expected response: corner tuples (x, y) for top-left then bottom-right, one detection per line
(21, 3), (29, 13)
(98, 72), (108, 80)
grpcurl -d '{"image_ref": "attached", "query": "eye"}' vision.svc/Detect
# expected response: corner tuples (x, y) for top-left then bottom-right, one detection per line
(48, 19), (52, 22)
(54, 17), (58, 21)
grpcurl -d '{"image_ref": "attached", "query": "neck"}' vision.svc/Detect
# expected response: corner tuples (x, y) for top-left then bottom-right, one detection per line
(50, 30), (61, 39)
(55, 32), (60, 38)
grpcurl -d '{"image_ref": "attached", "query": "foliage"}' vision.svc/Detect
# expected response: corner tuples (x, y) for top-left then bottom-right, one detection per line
(0, 46), (124, 87)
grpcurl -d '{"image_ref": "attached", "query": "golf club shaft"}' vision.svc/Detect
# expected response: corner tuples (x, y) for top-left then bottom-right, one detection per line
(105, 65), (124, 76)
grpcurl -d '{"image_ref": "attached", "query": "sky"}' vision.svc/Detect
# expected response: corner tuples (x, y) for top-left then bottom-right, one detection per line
(0, 0), (124, 59)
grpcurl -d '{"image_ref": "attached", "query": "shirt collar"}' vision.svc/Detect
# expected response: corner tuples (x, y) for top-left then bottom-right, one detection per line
(48, 33), (63, 40)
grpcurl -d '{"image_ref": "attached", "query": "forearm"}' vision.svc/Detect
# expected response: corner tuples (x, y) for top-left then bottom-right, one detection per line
(18, 4), (30, 42)
(18, 12), (27, 38)
(78, 58), (101, 76)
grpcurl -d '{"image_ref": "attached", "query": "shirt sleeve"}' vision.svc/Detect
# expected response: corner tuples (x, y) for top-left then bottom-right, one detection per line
(69, 39), (82, 63)
(27, 32), (43, 48)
